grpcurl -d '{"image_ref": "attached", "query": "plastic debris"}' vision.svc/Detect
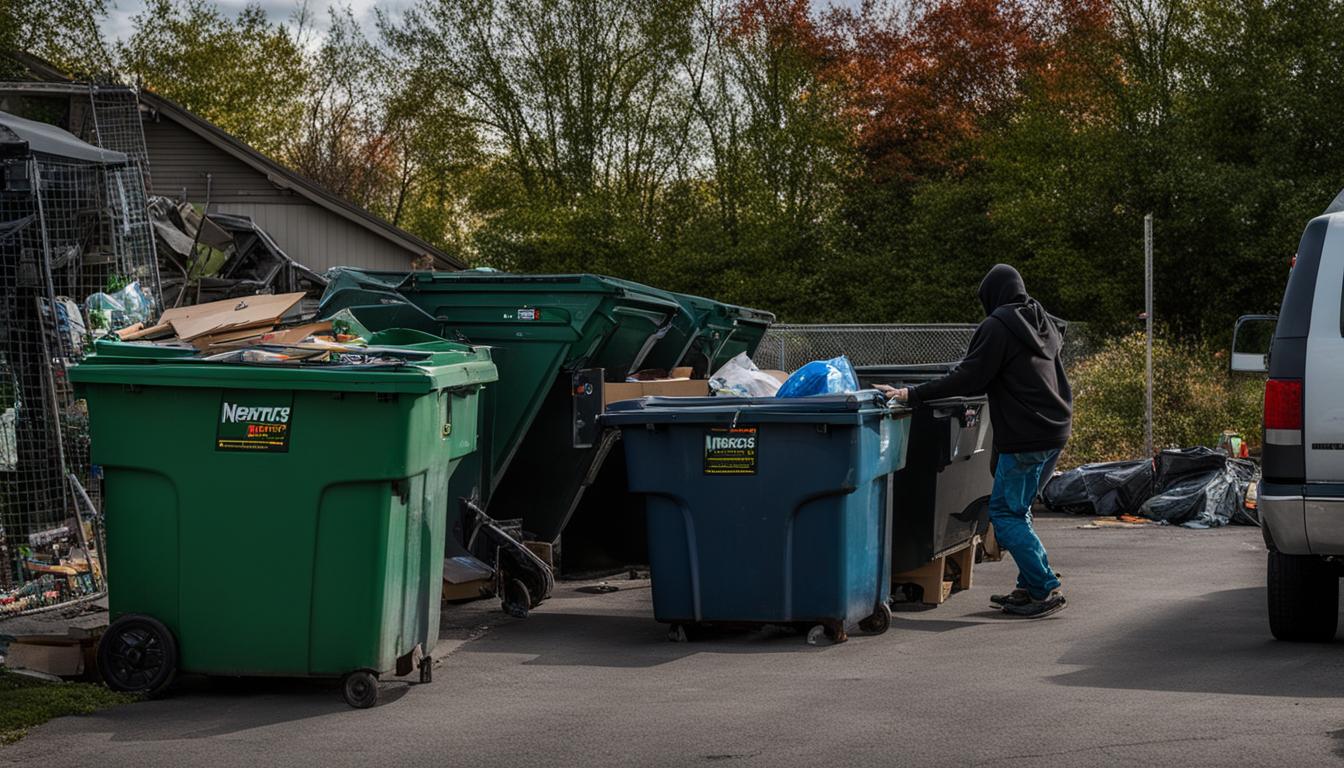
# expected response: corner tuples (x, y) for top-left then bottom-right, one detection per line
(709, 352), (782, 397)
(775, 355), (859, 398)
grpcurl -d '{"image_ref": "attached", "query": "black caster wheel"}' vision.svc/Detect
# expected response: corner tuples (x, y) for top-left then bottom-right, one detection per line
(97, 614), (178, 697)
(343, 670), (380, 709)
(668, 625), (690, 643)
(502, 578), (532, 618)
(419, 655), (433, 684)
(859, 603), (893, 635)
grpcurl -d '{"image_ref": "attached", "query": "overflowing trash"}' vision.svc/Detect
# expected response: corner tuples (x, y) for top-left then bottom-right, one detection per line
(1042, 446), (1259, 528)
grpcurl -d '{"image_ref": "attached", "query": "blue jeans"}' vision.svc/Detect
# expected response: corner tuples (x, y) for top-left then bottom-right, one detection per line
(989, 449), (1061, 600)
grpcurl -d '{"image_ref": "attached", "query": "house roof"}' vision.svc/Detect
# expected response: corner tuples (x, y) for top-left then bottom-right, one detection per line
(2, 50), (465, 270)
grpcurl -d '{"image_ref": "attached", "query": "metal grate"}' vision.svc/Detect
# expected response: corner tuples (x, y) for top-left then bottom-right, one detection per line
(1, 146), (158, 611)
(88, 87), (153, 188)
(753, 324), (979, 370)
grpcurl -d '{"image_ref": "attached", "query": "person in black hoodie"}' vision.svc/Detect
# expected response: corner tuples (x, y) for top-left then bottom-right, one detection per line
(878, 264), (1072, 618)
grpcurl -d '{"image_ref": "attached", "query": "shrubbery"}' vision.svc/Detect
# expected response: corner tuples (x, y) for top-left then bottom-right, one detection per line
(1062, 333), (1263, 467)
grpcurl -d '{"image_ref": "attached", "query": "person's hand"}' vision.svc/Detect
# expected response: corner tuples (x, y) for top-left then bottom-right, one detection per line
(873, 384), (909, 401)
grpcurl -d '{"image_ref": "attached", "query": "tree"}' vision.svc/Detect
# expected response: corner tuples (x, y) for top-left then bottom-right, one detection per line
(1, 0), (114, 78)
(119, 0), (309, 159)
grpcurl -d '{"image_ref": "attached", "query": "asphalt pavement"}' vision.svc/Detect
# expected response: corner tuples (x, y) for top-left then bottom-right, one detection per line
(5, 516), (1343, 767)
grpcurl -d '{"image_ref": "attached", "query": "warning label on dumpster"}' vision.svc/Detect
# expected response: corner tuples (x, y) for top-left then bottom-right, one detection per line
(216, 391), (293, 453)
(703, 427), (757, 475)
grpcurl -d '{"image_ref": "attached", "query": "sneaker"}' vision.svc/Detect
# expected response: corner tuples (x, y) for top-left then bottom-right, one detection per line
(1002, 590), (1067, 619)
(990, 589), (1032, 608)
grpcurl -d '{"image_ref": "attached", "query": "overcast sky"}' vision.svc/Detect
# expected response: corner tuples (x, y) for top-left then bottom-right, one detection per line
(101, 0), (402, 44)
(100, 0), (856, 45)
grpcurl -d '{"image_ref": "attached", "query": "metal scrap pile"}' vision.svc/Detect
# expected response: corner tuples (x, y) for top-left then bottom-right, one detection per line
(147, 196), (326, 310)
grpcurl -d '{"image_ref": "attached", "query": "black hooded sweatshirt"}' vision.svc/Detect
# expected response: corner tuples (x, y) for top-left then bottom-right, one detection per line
(909, 264), (1073, 453)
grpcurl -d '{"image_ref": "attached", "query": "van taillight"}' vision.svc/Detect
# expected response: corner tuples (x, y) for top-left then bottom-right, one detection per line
(1265, 379), (1303, 430)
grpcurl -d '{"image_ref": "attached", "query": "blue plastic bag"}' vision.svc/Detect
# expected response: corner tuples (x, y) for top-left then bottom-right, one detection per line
(775, 355), (859, 398)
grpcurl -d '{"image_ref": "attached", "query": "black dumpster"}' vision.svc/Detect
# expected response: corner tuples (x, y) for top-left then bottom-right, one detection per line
(855, 365), (995, 573)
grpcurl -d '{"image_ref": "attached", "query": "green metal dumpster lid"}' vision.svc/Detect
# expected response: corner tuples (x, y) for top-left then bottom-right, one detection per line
(69, 329), (498, 395)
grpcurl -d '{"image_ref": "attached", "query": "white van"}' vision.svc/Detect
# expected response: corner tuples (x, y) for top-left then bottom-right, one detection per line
(1233, 212), (1344, 641)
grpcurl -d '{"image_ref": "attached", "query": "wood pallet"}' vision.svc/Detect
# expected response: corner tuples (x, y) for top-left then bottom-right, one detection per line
(892, 535), (980, 606)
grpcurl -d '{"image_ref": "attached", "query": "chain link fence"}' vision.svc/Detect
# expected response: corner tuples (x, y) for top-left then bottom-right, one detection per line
(752, 322), (1096, 371)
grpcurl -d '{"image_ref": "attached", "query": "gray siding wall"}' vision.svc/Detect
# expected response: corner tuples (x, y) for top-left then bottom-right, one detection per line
(143, 116), (293, 205)
(142, 116), (416, 272)
(213, 202), (418, 272)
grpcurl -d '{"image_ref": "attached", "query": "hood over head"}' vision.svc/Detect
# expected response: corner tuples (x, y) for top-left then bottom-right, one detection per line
(979, 264), (1064, 360)
(979, 264), (1028, 314)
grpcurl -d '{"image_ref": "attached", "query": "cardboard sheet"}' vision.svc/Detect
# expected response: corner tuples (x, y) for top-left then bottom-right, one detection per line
(164, 292), (306, 341)
(603, 378), (709, 405)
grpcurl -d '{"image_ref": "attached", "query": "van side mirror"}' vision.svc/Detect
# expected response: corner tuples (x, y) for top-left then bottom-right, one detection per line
(1230, 314), (1276, 374)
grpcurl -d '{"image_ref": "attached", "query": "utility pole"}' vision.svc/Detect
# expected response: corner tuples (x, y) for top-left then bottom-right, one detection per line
(1144, 213), (1154, 458)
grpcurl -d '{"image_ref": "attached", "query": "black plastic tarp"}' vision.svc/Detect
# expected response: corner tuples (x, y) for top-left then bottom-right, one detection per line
(1042, 446), (1258, 527)
(1042, 458), (1153, 517)
(1140, 448), (1258, 527)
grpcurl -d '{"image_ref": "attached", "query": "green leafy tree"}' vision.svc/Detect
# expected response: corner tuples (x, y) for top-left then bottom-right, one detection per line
(118, 0), (309, 158)
(1, 0), (114, 78)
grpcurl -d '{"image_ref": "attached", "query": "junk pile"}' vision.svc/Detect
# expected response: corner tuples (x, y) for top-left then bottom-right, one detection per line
(148, 197), (326, 309)
(1042, 446), (1259, 528)
(99, 291), (341, 356)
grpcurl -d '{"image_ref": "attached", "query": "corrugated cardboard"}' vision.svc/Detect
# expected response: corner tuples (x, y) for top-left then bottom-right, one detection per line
(165, 292), (306, 341)
(603, 378), (709, 405)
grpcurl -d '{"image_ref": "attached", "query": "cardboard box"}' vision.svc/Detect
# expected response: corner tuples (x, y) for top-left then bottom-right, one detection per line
(5, 637), (87, 677)
(603, 378), (709, 405)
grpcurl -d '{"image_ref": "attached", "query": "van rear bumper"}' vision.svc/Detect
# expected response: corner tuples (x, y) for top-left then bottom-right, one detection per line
(1260, 482), (1344, 555)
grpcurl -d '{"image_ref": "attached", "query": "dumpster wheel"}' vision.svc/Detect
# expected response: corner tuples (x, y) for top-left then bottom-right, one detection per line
(859, 603), (892, 635)
(806, 622), (848, 646)
(97, 614), (178, 697)
(502, 578), (532, 618)
(343, 670), (380, 708)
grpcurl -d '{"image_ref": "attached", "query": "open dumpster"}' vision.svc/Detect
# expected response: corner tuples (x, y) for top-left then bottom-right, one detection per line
(71, 331), (496, 707)
(602, 279), (776, 376)
(604, 392), (911, 643)
(317, 269), (684, 607)
(856, 365), (994, 599)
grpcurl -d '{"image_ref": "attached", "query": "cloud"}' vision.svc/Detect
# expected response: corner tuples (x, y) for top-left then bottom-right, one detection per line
(100, 0), (410, 45)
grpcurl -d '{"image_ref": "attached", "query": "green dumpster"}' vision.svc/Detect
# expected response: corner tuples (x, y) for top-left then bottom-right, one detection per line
(680, 296), (775, 377)
(318, 270), (681, 602)
(601, 280), (776, 377)
(70, 330), (497, 707)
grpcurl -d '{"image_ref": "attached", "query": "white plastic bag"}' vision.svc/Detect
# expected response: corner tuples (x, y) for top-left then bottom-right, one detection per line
(709, 352), (782, 397)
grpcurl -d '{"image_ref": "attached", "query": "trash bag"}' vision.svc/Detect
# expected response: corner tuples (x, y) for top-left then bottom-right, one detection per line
(709, 352), (783, 397)
(1139, 447), (1259, 528)
(85, 281), (155, 336)
(1041, 459), (1153, 516)
(1040, 468), (1090, 514)
(775, 355), (859, 398)
(1152, 446), (1226, 490)
(1141, 463), (1243, 527)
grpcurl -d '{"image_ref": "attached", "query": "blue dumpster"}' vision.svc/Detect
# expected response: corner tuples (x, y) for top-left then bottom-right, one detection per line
(603, 392), (912, 643)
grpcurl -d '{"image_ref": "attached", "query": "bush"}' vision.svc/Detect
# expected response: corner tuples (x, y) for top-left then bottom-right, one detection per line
(1062, 332), (1263, 467)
